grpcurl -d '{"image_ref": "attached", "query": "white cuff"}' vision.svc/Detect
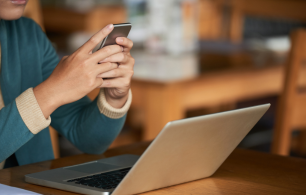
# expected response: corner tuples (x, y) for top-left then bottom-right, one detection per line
(97, 88), (132, 119)
(16, 88), (51, 134)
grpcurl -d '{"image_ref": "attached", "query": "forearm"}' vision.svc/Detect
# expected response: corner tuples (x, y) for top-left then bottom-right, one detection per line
(0, 100), (35, 162)
(34, 75), (132, 154)
(33, 79), (62, 119)
(34, 79), (130, 119)
(51, 97), (127, 154)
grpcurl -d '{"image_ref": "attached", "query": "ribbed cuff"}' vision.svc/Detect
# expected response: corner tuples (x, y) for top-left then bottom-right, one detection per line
(16, 88), (51, 134)
(97, 88), (132, 119)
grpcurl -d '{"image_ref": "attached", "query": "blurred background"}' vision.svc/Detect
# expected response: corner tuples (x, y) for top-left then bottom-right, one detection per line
(24, 0), (306, 159)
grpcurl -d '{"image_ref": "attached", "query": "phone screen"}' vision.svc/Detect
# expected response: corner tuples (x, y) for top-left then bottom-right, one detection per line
(99, 23), (132, 50)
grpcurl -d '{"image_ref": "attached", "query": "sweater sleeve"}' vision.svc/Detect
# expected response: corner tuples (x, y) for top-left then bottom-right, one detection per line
(0, 99), (35, 163)
(15, 88), (51, 134)
(37, 22), (129, 154)
(0, 33), (35, 162)
(97, 88), (132, 119)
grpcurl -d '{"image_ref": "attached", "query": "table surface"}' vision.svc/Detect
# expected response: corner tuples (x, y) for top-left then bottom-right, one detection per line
(0, 142), (306, 195)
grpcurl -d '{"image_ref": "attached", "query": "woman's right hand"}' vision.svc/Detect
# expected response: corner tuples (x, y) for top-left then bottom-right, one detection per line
(34, 24), (123, 118)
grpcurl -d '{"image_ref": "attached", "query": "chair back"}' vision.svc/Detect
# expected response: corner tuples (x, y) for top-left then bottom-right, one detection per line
(272, 29), (306, 155)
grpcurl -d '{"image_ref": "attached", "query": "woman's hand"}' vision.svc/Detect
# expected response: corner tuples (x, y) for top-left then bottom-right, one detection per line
(97, 37), (135, 108)
(34, 24), (123, 118)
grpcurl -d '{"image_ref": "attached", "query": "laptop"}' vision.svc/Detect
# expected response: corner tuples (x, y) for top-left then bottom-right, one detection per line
(25, 104), (270, 195)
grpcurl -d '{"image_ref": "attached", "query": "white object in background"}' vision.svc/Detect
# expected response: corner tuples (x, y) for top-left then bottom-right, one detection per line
(146, 0), (170, 53)
(0, 183), (41, 195)
(132, 51), (199, 82)
(265, 36), (291, 53)
(146, 0), (198, 55)
(246, 36), (291, 53)
(165, 0), (184, 55)
(124, 0), (147, 44)
(246, 36), (291, 66)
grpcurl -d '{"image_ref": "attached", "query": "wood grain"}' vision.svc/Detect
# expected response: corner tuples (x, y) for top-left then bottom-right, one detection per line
(198, 0), (224, 40)
(230, 0), (306, 21)
(49, 126), (60, 159)
(228, 0), (306, 42)
(131, 65), (306, 141)
(42, 6), (127, 34)
(198, 0), (306, 42)
(272, 30), (306, 155)
(0, 142), (306, 194)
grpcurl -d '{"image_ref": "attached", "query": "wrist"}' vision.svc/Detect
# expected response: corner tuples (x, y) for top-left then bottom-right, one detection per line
(104, 89), (129, 109)
(33, 80), (62, 118)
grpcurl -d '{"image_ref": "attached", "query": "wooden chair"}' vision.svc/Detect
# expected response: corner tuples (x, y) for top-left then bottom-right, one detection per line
(271, 29), (306, 156)
(198, 0), (306, 155)
(198, 0), (306, 43)
(23, 0), (60, 159)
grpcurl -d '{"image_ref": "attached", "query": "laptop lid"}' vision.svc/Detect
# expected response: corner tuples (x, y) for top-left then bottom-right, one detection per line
(112, 104), (270, 195)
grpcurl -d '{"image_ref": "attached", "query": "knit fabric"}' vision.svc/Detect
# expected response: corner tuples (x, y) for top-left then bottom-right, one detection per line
(0, 43), (4, 169)
(98, 88), (132, 119)
(15, 88), (51, 134)
(0, 23), (131, 169)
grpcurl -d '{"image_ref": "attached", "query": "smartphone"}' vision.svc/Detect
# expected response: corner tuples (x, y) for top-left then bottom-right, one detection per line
(98, 23), (132, 50)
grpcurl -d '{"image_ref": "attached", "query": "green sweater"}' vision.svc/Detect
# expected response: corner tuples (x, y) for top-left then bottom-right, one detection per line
(0, 17), (130, 167)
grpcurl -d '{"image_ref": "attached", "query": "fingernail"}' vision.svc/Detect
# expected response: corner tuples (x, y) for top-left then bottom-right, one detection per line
(121, 46), (124, 52)
(107, 24), (113, 30)
(117, 37), (123, 43)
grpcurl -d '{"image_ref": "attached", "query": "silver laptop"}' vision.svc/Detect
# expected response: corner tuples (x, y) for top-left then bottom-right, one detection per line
(25, 104), (270, 195)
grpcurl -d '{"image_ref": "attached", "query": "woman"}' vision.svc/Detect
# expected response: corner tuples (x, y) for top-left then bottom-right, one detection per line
(0, 0), (134, 169)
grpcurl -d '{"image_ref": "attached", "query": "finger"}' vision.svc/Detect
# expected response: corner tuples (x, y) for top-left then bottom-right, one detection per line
(97, 68), (125, 78)
(94, 62), (118, 76)
(99, 78), (130, 88)
(95, 77), (103, 88)
(116, 37), (133, 52)
(98, 52), (129, 64)
(79, 24), (114, 53)
(91, 45), (123, 63)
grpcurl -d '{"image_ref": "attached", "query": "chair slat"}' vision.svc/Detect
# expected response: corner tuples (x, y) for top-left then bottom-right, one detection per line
(292, 94), (306, 128)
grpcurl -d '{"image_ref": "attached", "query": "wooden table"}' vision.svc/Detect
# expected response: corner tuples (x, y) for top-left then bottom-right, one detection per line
(0, 142), (306, 194)
(129, 0), (306, 141)
(129, 65), (306, 141)
(88, 63), (306, 142)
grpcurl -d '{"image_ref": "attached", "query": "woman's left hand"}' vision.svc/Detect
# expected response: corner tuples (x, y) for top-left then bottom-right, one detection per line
(97, 37), (135, 108)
